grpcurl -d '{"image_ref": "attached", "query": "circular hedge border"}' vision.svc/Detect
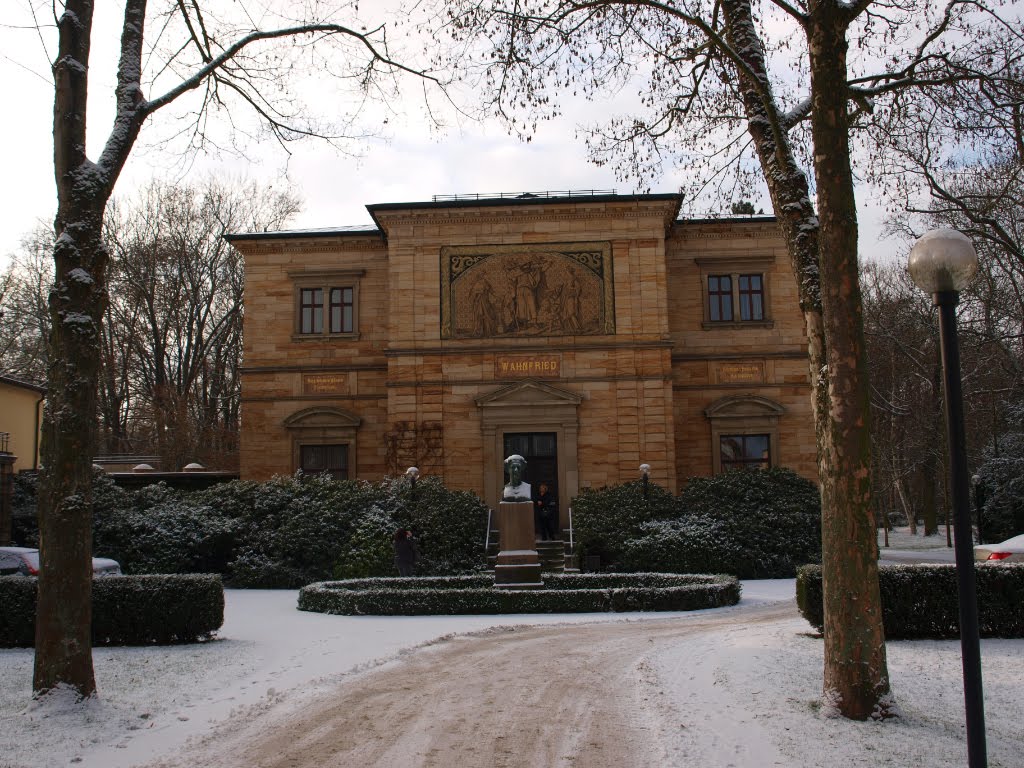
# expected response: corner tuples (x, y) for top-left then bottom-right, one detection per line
(297, 572), (741, 615)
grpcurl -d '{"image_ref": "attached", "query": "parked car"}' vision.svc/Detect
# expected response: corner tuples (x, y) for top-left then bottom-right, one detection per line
(0, 547), (122, 577)
(973, 534), (1024, 562)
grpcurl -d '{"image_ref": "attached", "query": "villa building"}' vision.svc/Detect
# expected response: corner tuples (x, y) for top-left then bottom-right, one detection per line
(226, 191), (816, 528)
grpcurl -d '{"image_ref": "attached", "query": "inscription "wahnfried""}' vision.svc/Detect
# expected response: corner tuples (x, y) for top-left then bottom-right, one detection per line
(495, 356), (561, 378)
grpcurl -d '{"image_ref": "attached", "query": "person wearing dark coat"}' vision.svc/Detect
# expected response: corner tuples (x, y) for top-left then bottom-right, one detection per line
(535, 483), (557, 541)
(393, 528), (417, 576)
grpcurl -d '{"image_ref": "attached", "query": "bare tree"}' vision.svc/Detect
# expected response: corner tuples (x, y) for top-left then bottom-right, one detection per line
(30, 0), (441, 699)
(0, 226), (54, 383)
(102, 177), (300, 468)
(439, 0), (1015, 718)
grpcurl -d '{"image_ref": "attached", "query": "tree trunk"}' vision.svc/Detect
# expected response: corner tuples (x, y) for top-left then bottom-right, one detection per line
(922, 363), (943, 535)
(32, 0), (108, 699)
(808, 1), (891, 719)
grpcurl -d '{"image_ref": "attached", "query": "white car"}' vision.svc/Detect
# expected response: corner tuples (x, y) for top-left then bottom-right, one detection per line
(0, 546), (122, 577)
(973, 534), (1024, 562)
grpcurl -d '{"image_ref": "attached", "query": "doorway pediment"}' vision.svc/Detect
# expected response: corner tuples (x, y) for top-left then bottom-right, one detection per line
(283, 406), (362, 430)
(475, 380), (583, 409)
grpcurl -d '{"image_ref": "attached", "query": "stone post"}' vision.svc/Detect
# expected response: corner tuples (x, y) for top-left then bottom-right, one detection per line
(494, 501), (543, 588)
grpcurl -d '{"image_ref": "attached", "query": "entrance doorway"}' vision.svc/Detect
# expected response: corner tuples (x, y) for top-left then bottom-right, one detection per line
(503, 432), (558, 494)
(504, 432), (558, 539)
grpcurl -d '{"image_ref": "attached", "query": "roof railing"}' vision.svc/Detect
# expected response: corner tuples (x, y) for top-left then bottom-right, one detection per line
(431, 189), (617, 202)
(0, 432), (9, 454)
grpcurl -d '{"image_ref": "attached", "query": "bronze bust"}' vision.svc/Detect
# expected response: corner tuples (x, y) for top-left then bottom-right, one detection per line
(502, 454), (532, 502)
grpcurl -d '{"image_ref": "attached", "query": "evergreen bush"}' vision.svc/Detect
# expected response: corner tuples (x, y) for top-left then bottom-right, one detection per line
(974, 415), (1024, 542)
(576, 468), (820, 578)
(673, 468), (822, 578)
(18, 471), (488, 588)
(571, 479), (677, 569)
(796, 563), (1024, 639)
(11, 472), (40, 547)
(0, 574), (224, 647)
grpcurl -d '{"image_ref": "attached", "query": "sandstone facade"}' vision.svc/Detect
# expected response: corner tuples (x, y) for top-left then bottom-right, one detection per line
(227, 193), (816, 528)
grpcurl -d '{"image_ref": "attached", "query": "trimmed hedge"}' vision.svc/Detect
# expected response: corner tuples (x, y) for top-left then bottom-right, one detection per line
(796, 563), (1024, 639)
(0, 574), (224, 647)
(298, 572), (740, 615)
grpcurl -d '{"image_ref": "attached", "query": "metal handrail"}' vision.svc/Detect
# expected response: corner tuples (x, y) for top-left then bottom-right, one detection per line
(0, 432), (9, 454)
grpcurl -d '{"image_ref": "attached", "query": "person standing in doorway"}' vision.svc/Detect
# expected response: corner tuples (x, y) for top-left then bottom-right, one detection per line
(393, 528), (417, 577)
(535, 483), (557, 541)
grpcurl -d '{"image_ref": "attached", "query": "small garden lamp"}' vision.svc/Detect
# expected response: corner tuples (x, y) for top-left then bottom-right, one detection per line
(406, 466), (419, 496)
(909, 228), (986, 768)
(639, 463), (651, 500)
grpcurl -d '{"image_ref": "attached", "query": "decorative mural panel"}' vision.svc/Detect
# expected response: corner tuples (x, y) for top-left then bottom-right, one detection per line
(440, 242), (614, 339)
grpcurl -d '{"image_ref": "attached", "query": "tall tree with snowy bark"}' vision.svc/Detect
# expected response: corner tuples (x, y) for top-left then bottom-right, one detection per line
(438, 0), (1016, 718)
(33, 0), (439, 699)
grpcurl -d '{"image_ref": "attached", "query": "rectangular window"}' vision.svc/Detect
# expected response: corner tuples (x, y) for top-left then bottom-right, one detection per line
(300, 444), (349, 480)
(294, 279), (359, 338)
(300, 288), (324, 334)
(329, 287), (354, 334)
(708, 275), (733, 321)
(720, 434), (770, 471)
(738, 274), (764, 321)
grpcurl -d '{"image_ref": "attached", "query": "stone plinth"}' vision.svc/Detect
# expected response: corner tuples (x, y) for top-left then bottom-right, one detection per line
(494, 501), (542, 588)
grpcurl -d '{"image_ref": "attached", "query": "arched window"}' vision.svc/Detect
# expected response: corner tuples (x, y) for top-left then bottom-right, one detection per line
(283, 406), (362, 480)
(704, 395), (785, 474)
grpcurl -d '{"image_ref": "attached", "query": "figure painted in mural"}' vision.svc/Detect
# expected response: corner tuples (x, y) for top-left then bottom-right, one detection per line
(509, 259), (544, 331)
(537, 283), (563, 334)
(535, 482), (557, 541)
(561, 278), (584, 333)
(469, 275), (499, 337)
(502, 454), (532, 502)
(393, 528), (417, 577)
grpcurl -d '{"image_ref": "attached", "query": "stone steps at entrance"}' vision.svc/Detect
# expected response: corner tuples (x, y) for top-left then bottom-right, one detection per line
(486, 533), (570, 573)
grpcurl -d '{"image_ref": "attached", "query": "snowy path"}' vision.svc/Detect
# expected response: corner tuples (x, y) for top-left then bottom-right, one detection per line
(144, 602), (795, 768)
(3, 580), (1022, 767)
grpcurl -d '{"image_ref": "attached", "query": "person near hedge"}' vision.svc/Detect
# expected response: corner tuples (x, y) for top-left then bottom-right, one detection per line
(535, 483), (557, 541)
(393, 528), (417, 577)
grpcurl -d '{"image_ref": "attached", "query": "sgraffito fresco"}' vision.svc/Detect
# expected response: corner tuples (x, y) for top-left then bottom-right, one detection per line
(441, 242), (614, 339)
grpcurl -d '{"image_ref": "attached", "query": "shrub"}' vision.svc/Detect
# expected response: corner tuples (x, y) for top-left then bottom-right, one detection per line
(587, 468), (821, 578)
(675, 468), (821, 578)
(298, 572), (740, 615)
(796, 563), (1024, 639)
(6, 470), (491, 588)
(974, 420), (1024, 543)
(391, 476), (489, 574)
(0, 574), (224, 647)
(94, 489), (235, 576)
(11, 472), (40, 546)
(571, 479), (678, 569)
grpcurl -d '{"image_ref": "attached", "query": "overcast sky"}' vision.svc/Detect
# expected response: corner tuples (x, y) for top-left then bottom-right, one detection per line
(0, 1), (900, 274)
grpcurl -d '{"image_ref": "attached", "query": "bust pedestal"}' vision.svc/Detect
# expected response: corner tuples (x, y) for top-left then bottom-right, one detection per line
(494, 501), (542, 589)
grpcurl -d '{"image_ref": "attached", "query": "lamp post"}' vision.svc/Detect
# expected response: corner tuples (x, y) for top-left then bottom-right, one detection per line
(909, 228), (986, 768)
(639, 463), (650, 500)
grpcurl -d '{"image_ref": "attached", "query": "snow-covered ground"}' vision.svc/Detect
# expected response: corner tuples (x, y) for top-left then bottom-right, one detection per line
(1, 579), (1021, 767)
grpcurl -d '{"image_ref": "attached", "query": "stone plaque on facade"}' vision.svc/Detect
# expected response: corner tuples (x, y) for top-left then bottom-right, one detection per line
(495, 355), (561, 379)
(440, 241), (614, 339)
(717, 362), (764, 384)
(303, 373), (349, 395)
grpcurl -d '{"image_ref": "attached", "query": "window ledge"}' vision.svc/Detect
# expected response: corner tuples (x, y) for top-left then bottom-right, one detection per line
(291, 333), (361, 342)
(701, 320), (774, 330)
